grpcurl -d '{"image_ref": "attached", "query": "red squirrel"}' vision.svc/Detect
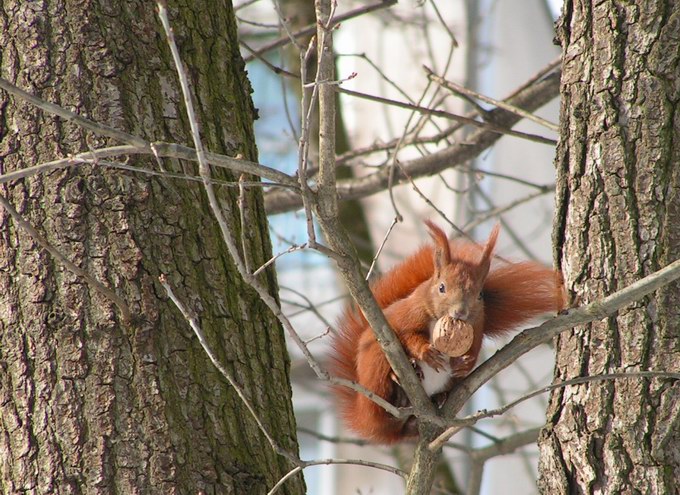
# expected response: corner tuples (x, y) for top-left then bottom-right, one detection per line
(329, 221), (565, 444)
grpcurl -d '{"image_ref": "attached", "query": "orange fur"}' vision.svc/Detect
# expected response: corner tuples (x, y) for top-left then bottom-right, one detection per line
(329, 222), (565, 444)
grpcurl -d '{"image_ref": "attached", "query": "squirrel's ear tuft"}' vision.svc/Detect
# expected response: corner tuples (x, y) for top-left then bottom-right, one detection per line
(425, 220), (451, 276)
(479, 223), (500, 279)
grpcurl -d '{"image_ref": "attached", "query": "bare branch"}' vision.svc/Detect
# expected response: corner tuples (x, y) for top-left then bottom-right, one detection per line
(465, 428), (542, 495)
(0, 153), (287, 192)
(462, 165), (553, 191)
(240, 39), (299, 79)
(243, 0), (398, 62)
(365, 217), (399, 280)
(271, 0), (303, 52)
(470, 427), (541, 462)
(0, 77), (147, 148)
(298, 36), (321, 247)
(432, 370), (680, 450)
(238, 174), (254, 274)
(265, 66), (561, 214)
(0, 81), (298, 187)
(267, 457), (406, 495)
(462, 186), (555, 234)
(329, 58), (561, 168)
(252, 242), (308, 277)
(337, 87), (557, 145)
(425, 66), (559, 132)
(279, 286), (335, 328)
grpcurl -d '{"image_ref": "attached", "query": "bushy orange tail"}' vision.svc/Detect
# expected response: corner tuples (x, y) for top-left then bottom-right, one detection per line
(329, 244), (436, 443)
(483, 262), (566, 337)
(331, 325), (411, 443)
(328, 306), (409, 443)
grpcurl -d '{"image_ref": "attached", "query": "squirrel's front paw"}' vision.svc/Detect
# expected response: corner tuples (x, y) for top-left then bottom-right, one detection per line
(420, 345), (447, 372)
(450, 354), (475, 378)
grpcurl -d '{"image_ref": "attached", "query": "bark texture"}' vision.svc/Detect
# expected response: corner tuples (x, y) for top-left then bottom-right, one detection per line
(0, 1), (304, 494)
(539, 1), (680, 493)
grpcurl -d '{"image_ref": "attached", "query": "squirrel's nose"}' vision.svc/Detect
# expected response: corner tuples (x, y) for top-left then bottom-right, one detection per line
(449, 307), (469, 321)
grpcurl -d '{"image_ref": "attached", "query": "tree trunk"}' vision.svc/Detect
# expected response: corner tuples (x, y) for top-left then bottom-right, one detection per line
(0, 1), (305, 494)
(539, 1), (680, 493)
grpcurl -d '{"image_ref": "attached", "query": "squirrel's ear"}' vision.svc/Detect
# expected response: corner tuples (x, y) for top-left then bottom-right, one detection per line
(425, 220), (451, 277)
(479, 223), (500, 278)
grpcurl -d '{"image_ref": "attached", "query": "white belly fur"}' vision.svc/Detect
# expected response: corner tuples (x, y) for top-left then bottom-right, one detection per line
(419, 361), (452, 396)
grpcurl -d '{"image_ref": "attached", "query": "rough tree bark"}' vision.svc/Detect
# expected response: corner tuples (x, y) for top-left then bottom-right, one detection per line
(539, 1), (680, 493)
(0, 1), (305, 494)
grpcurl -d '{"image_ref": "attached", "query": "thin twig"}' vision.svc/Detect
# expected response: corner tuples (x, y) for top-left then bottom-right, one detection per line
(470, 188), (542, 260)
(365, 217), (399, 280)
(0, 195), (132, 322)
(427, 0), (458, 47)
(1, 152), (290, 191)
(464, 427), (541, 495)
(469, 427), (541, 462)
(298, 36), (320, 247)
(243, 0), (398, 62)
(398, 163), (467, 238)
(267, 458), (407, 495)
(385, 79), (438, 221)
(462, 186), (554, 235)
(271, 0), (303, 51)
(0, 80), (298, 186)
(431, 370), (680, 450)
(252, 242), (308, 277)
(240, 39), (299, 79)
(0, 77), (147, 148)
(461, 165), (552, 191)
(235, 16), (279, 29)
(282, 287), (345, 319)
(0, 138), (296, 190)
(238, 174), (253, 274)
(338, 52), (415, 103)
(337, 87), (557, 145)
(425, 67), (559, 132)
(330, 55), (558, 167)
(265, 67), (561, 214)
(159, 275), (298, 461)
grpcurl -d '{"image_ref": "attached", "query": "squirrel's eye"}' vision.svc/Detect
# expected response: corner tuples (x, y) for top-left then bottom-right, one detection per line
(439, 283), (446, 293)
(478, 291), (484, 300)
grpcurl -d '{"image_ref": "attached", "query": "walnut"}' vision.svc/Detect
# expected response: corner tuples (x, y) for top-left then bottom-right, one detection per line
(432, 316), (474, 357)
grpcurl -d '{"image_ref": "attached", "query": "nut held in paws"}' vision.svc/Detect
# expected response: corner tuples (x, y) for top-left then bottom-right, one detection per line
(432, 316), (474, 357)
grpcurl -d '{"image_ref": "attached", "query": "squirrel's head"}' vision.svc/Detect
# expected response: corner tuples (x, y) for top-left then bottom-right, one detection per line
(424, 221), (500, 324)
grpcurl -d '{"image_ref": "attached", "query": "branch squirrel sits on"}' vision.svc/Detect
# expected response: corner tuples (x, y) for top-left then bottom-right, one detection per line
(329, 221), (565, 444)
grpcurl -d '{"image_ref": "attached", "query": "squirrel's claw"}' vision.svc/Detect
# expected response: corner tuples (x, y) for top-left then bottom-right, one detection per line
(421, 345), (447, 372)
(450, 354), (475, 378)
